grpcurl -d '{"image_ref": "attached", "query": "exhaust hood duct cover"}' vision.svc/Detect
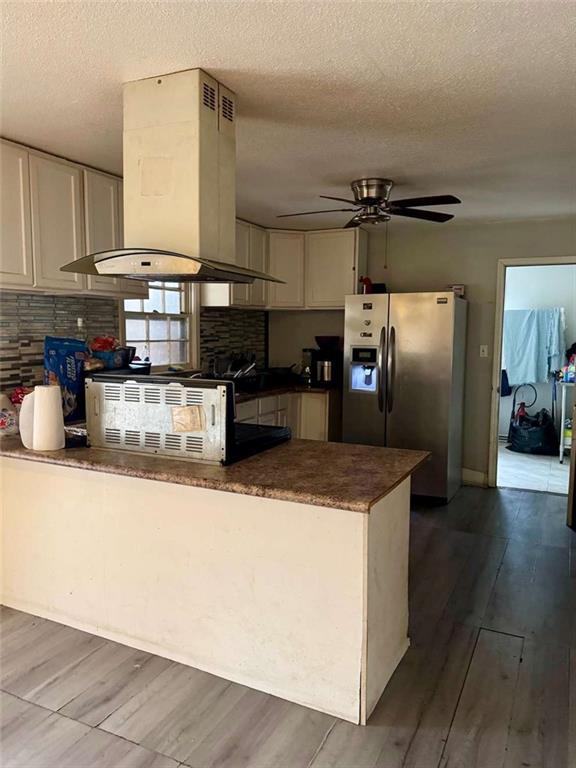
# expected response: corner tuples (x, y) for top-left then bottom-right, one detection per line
(62, 249), (284, 284)
(61, 69), (282, 285)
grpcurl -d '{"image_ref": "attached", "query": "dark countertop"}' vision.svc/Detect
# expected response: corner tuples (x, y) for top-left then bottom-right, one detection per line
(0, 436), (428, 514)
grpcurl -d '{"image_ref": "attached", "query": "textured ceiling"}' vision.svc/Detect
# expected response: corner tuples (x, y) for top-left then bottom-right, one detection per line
(2, 1), (575, 228)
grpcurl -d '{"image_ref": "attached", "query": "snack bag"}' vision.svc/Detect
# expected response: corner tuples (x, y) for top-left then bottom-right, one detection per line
(44, 336), (88, 423)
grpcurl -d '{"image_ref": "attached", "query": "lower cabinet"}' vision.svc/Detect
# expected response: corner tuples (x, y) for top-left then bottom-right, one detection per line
(298, 392), (329, 441)
(235, 391), (339, 441)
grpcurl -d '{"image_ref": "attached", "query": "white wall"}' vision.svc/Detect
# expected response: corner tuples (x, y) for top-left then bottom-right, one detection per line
(367, 216), (576, 477)
(498, 264), (576, 435)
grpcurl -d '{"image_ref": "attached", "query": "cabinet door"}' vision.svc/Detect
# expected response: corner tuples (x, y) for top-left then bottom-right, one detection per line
(248, 226), (268, 307)
(30, 154), (85, 290)
(286, 393), (301, 438)
(267, 232), (305, 308)
(258, 412), (277, 426)
(235, 399), (258, 423)
(0, 142), (34, 287)
(305, 230), (358, 308)
(232, 220), (250, 306)
(84, 170), (121, 292)
(117, 182), (148, 298)
(299, 392), (328, 441)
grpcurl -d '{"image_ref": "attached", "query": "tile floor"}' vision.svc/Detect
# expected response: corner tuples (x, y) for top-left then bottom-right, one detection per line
(497, 440), (570, 494)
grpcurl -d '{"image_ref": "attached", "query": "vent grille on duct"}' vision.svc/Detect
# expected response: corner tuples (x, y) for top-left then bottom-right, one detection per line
(221, 95), (235, 122)
(202, 82), (216, 111)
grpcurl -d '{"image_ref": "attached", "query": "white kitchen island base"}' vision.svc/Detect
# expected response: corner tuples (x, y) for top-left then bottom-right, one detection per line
(0, 457), (411, 725)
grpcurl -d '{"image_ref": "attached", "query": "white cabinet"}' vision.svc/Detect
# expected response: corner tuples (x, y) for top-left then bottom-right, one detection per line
(258, 412), (277, 426)
(305, 229), (367, 308)
(84, 172), (147, 298)
(0, 141), (146, 298)
(232, 220), (250, 306)
(0, 141), (33, 286)
(299, 391), (330, 441)
(202, 220), (267, 308)
(248, 225), (268, 307)
(84, 169), (121, 292)
(29, 154), (85, 291)
(267, 228), (366, 310)
(267, 231), (305, 308)
(235, 391), (334, 439)
(235, 399), (258, 423)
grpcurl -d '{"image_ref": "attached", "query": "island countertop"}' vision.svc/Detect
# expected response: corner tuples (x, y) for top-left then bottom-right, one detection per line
(0, 437), (428, 513)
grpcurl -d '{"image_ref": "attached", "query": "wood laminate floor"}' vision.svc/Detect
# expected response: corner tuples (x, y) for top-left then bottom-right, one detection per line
(1, 487), (575, 768)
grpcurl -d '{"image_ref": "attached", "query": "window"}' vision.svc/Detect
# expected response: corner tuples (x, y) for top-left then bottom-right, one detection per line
(122, 282), (197, 369)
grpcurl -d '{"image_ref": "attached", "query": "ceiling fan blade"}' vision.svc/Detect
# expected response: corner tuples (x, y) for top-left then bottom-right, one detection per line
(389, 206), (454, 223)
(344, 217), (361, 228)
(391, 195), (461, 207)
(319, 195), (359, 205)
(277, 208), (359, 218)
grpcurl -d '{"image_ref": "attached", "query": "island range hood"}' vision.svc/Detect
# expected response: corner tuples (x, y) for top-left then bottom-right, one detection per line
(61, 69), (282, 285)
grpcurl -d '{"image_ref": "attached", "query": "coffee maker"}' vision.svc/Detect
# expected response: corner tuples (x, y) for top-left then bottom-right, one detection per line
(303, 336), (343, 388)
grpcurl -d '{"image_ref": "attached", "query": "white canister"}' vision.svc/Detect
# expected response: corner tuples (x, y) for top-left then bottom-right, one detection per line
(19, 385), (65, 451)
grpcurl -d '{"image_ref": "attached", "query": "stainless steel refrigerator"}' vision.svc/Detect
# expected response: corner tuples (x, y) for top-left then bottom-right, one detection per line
(342, 292), (467, 501)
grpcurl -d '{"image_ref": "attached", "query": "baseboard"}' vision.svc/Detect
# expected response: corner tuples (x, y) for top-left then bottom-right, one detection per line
(462, 467), (489, 487)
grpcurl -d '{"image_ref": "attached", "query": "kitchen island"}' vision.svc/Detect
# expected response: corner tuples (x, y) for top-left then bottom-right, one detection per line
(0, 437), (427, 725)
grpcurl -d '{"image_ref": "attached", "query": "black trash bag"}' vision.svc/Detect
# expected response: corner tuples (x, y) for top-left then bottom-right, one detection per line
(507, 408), (559, 456)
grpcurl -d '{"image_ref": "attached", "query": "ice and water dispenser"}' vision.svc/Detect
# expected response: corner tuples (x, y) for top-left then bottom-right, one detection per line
(349, 347), (379, 393)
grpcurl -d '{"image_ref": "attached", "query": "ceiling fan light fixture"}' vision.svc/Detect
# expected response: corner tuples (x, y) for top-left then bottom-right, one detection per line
(351, 178), (393, 204)
(276, 177), (460, 225)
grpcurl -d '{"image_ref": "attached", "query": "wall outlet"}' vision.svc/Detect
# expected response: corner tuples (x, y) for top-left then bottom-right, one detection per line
(480, 344), (489, 358)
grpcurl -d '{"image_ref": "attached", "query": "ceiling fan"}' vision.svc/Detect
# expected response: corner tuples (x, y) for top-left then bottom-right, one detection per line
(277, 178), (461, 227)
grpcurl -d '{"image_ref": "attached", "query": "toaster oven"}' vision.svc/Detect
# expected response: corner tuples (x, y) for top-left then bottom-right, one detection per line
(85, 373), (290, 464)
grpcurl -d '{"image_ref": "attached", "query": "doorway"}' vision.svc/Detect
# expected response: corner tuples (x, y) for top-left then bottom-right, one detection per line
(489, 260), (575, 494)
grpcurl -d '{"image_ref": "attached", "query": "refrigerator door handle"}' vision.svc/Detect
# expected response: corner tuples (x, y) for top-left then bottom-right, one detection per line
(378, 325), (387, 413)
(387, 326), (396, 413)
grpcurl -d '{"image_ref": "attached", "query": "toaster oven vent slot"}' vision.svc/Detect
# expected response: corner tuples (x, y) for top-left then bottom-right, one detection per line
(185, 435), (203, 452)
(104, 385), (121, 401)
(221, 94), (235, 122)
(185, 390), (204, 405)
(202, 82), (216, 111)
(124, 386), (141, 403)
(164, 389), (183, 405)
(144, 432), (161, 449)
(144, 387), (162, 404)
(105, 428), (121, 444)
(124, 430), (140, 446)
(164, 434), (182, 451)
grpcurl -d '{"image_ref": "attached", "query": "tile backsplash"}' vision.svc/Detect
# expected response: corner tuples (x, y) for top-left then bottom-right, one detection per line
(0, 293), (267, 392)
(199, 308), (267, 372)
(0, 291), (119, 391)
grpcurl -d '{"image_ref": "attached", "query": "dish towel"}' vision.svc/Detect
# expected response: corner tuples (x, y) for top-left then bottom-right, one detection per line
(503, 307), (566, 385)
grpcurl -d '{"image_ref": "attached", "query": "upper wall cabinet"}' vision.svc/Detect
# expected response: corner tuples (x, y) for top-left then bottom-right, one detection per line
(84, 174), (147, 298)
(0, 141), (34, 286)
(231, 219), (250, 306)
(84, 169), (121, 293)
(30, 154), (85, 291)
(305, 229), (368, 309)
(201, 220), (268, 308)
(267, 231), (305, 308)
(248, 225), (268, 307)
(0, 141), (145, 298)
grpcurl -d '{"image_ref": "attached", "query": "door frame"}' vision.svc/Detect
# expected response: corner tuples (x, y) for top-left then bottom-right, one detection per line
(487, 255), (576, 487)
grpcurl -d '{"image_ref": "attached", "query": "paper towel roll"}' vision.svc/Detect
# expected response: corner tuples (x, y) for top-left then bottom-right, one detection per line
(19, 385), (65, 451)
